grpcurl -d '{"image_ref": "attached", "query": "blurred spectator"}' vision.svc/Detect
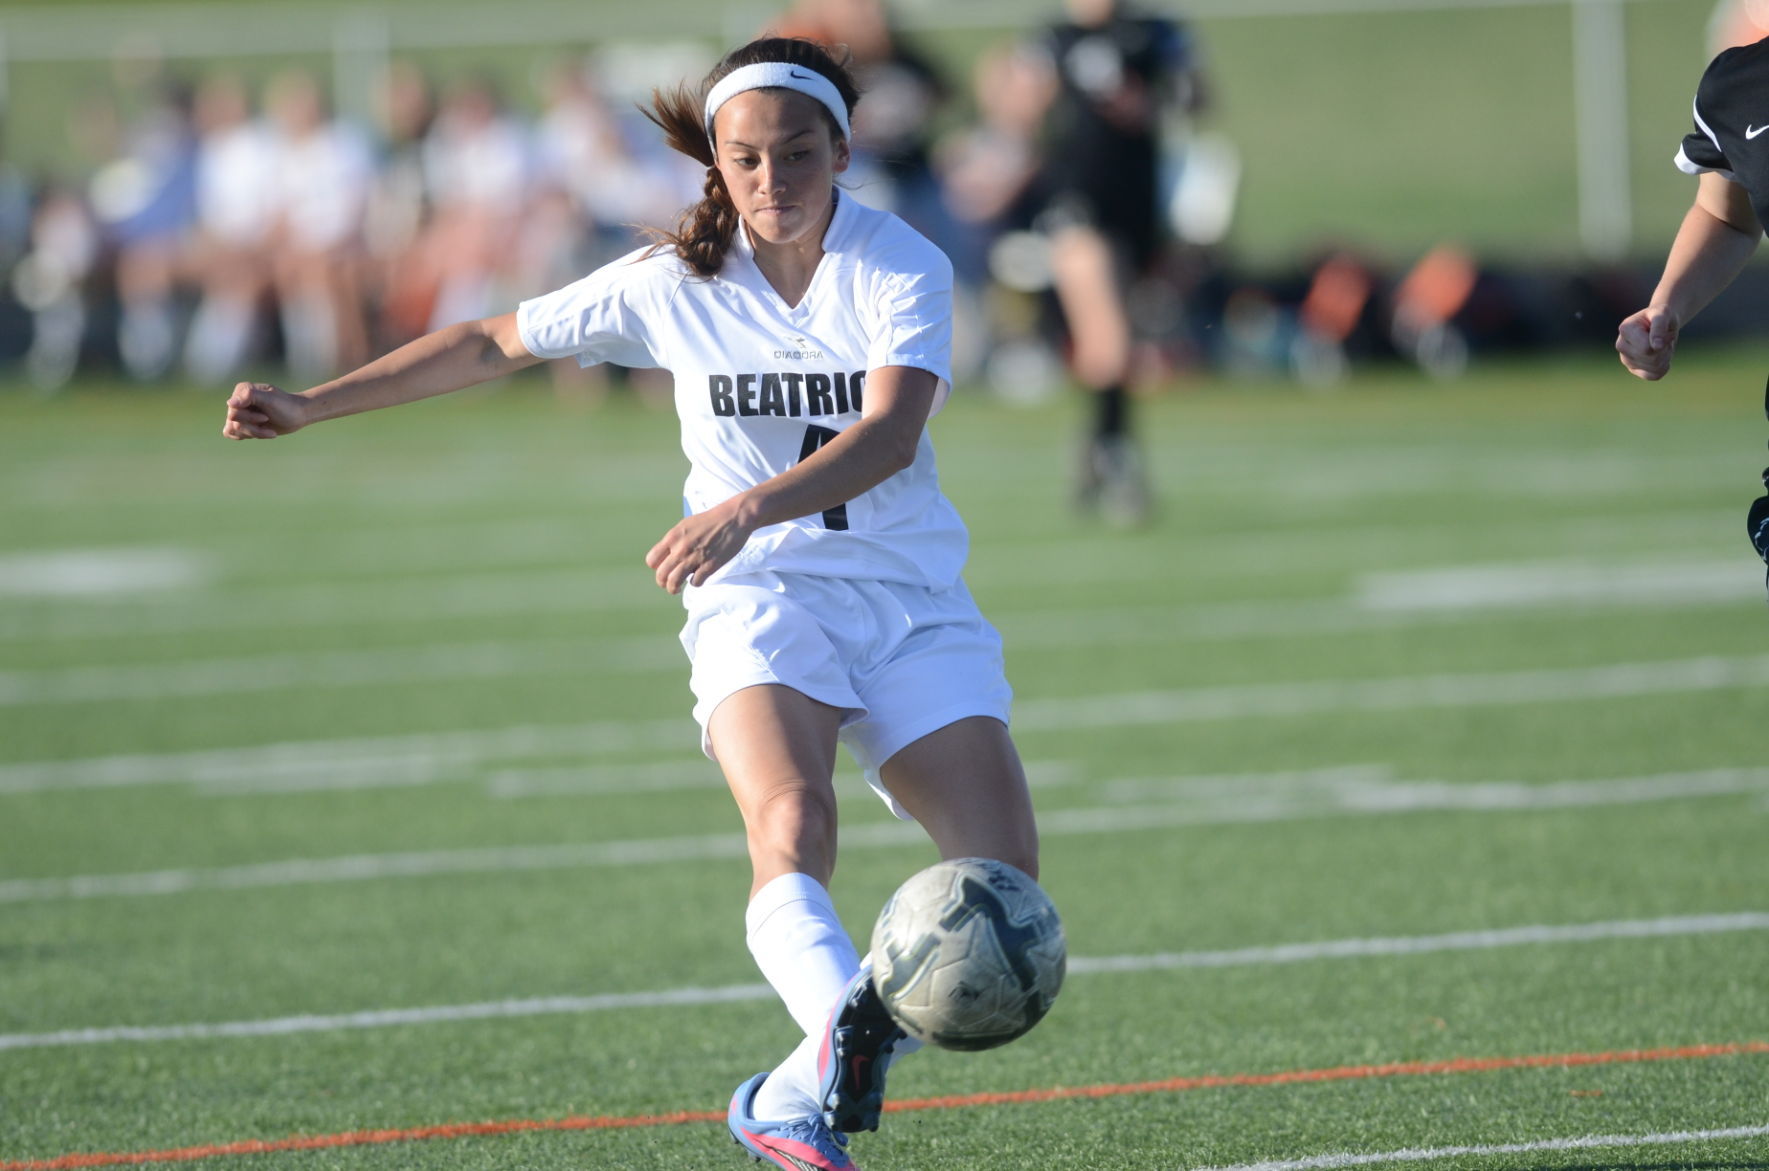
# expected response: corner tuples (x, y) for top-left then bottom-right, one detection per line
(363, 60), (437, 349)
(934, 40), (1060, 391)
(184, 73), (277, 383)
(416, 75), (533, 331)
(12, 185), (99, 389)
(533, 56), (693, 266)
(264, 69), (375, 381)
(529, 56), (694, 402)
(88, 77), (197, 380)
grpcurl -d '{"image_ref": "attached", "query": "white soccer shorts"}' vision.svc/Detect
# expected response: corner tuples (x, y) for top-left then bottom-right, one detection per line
(679, 569), (1013, 819)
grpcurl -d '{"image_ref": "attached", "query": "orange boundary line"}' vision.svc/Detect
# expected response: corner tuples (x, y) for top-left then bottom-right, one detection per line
(6, 1040), (1765, 1170)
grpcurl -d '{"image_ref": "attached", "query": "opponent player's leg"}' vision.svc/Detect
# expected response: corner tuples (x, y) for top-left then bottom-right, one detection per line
(1049, 222), (1149, 524)
(711, 684), (863, 1168)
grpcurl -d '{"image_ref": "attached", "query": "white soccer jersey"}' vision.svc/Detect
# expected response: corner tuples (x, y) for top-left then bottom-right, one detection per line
(517, 189), (968, 589)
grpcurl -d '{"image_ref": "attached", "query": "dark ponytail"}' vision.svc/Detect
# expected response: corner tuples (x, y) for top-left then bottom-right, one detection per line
(642, 37), (859, 277)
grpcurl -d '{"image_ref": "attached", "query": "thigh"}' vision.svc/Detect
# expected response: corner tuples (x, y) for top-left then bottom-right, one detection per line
(878, 716), (1039, 880)
(708, 683), (846, 891)
(1048, 223), (1132, 383)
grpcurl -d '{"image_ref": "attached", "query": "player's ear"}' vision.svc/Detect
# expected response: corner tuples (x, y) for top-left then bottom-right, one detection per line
(832, 133), (851, 175)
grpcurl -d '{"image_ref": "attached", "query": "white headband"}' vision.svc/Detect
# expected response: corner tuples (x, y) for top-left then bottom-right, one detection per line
(702, 61), (850, 144)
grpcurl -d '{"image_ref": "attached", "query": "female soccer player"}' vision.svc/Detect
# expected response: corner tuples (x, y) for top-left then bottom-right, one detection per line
(221, 37), (1039, 1171)
(1615, 35), (1768, 571)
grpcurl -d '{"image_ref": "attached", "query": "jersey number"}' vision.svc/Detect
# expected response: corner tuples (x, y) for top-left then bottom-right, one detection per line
(798, 424), (850, 531)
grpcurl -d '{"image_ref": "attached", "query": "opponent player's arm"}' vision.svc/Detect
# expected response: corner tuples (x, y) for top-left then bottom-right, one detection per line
(644, 365), (937, 594)
(222, 313), (544, 439)
(1617, 172), (1762, 381)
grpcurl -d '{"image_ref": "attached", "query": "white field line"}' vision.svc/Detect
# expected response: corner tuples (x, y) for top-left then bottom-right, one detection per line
(0, 510), (1736, 644)
(4, 912), (1763, 1052)
(0, 635), (680, 707)
(0, 718), (693, 795)
(1070, 912), (1769, 974)
(7, 652), (1769, 796)
(4, 766), (1765, 904)
(9, 577), (1762, 710)
(1013, 653), (1769, 729)
(0, 548), (213, 597)
(4, 556), (1759, 708)
(0, 565), (663, 642)
(1357, 559), (1763, 611)
(1187, 1124), (1769, 1171)
(482, 758), (1082, 800)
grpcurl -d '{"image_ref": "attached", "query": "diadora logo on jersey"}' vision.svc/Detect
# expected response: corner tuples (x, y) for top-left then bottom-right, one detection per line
(774, 335), (826, 361)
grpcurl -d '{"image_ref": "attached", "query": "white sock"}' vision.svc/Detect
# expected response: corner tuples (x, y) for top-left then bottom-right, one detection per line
(753, 1031), (823, 1120)
(745, 873), (860, 1119)
(745, 873), (859, 1037)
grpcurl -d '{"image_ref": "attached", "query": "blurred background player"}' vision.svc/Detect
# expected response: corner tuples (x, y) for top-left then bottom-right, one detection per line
(1615, 29), (1769, 578)
(1033, 0), (1207, 524)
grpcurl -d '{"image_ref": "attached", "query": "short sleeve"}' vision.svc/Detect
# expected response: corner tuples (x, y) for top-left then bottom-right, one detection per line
(867, 248), (954, 413)
(1675, 58), (1737, 180)
(1678, 114), (1734, 178)
(516, 248), (663, 369)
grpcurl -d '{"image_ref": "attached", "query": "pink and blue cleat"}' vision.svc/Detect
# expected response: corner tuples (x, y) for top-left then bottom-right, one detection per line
(728, 1072), (858, 1170)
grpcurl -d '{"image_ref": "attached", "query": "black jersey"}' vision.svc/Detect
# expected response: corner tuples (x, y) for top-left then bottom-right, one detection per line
(1677, 36), (1769, 232)
(1039, 8), (1198, 257)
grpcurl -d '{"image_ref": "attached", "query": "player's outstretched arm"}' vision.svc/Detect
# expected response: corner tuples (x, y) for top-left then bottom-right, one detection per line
(1617, 172), (1761, 381)
(220, 313), (544, 439)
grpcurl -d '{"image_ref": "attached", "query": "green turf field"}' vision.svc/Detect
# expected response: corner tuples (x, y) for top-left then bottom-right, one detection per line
(2, 352), (1768, 1169)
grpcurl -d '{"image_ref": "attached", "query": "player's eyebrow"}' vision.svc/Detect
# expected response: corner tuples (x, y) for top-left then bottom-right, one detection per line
(723, 129), (817, 150)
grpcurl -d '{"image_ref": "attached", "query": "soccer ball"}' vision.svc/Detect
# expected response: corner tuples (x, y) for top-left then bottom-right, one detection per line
(869, 857), (1066, 1051)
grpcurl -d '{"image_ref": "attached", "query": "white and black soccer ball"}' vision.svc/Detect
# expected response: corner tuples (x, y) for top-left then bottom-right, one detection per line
(869, 857), (1065, 1051)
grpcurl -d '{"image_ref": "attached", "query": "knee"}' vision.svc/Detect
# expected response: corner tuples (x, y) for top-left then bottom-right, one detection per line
(742, 782), (839, 864)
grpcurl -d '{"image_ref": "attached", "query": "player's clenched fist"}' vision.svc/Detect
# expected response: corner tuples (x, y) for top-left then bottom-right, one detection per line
(1615, 307), (1680, 382)
(222, 382), (310, 440)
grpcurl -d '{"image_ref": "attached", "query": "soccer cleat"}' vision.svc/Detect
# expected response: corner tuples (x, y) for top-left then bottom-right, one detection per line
(728, 1072), (858, 1171)
(817, 966), (907, 1133)
(1074, 435), (1153, 527)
